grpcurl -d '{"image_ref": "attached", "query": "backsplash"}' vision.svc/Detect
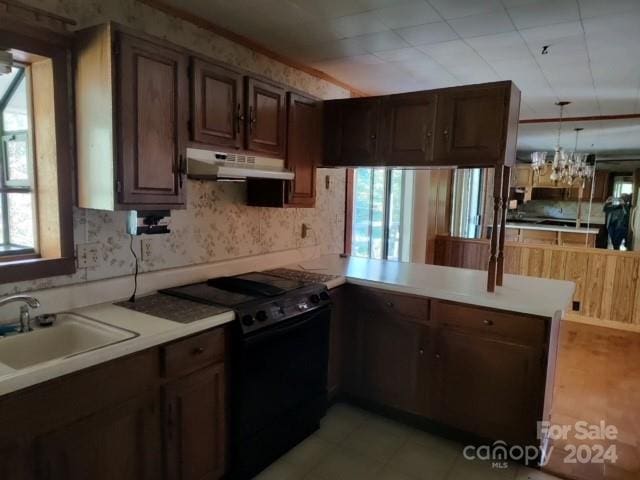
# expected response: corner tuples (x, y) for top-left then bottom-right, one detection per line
(1, 170), (346, 296)
(515, 200), (606, 224)
(2, 0), (350, 297)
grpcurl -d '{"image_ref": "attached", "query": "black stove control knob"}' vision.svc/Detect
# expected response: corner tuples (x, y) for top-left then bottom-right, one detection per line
(319, 291), (330, 301)
(310, 294), (320, 304)
(256, 310), (268, 322)
(241, 314), (254, 327)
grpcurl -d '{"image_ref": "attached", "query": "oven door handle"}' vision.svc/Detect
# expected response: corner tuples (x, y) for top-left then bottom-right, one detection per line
(243, 306), (330, 346)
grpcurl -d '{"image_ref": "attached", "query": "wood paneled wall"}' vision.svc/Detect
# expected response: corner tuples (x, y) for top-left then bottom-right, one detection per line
(434, 235), (640, 326)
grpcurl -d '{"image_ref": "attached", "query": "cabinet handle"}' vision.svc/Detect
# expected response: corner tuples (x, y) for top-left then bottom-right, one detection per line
(443, 129), (449, 136)
(236, 103), (244, 134)
(426, 131), (432, 138)
(249, 105), (256, 134)
(385, 301), (393, 308)
(483, 319), (494, 326)
(192, 346), (205, 355)
(178, 154), (185, 189)
(370, 134), (377, 140)
(435, 353), (441, 359)
(167, 401), (175, 441)
(419, 348), (424, 355)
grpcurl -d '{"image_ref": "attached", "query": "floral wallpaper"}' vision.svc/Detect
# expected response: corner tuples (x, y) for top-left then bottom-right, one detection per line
(1, 0), (350, 296)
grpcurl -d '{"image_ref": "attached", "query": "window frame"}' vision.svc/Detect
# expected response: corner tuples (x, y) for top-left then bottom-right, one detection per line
(0, 19), (76, 283)
(0, 66), (38, 258)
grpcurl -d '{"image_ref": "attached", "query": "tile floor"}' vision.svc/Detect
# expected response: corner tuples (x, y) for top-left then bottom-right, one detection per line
(253, 403), (562, 480)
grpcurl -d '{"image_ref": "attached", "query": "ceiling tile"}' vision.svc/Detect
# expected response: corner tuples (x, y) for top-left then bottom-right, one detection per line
(373, 46), (428, 62)
(507, 0), (580, 30)
(466, 32), (532, 62)
(582, 10), (640, 36)
(578, 0), (640, 19)
(303, 37), (369, 61)
(396, 21), (459, 46)
(519, 21), (583, 46)
(427, 0), (503, 19)
(374, 1), (442, 29)
(418, 40), (489, 70)
(280, 21), (341, 46)
(535, 34), (589, 66)
(354, 30), (410, 52)
(289, 0), (368, 19)
(449, 9), (515, 38)
(329, 11), (389, 38)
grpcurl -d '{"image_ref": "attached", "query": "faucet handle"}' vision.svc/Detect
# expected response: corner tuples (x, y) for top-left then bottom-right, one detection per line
(19, 305), (33, 333)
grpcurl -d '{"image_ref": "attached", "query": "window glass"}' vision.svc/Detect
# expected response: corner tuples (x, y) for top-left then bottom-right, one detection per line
(7, 192), (34, 248)
(4, 133), (29, 182)
(3, 74), (28, 132)
(351, 168), (413, 261)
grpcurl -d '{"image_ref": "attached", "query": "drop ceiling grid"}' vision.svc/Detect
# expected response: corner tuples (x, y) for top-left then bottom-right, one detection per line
(159, 0), (640, 118)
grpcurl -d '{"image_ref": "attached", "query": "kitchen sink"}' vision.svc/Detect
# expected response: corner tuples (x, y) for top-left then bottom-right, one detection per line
(0, 313), (138, 371)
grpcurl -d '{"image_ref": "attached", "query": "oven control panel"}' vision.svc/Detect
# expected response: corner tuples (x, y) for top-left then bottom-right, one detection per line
(237, 285), (331, 334)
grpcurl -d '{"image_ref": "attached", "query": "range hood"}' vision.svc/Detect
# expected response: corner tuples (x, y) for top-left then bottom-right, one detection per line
(187, 149), (294, 181)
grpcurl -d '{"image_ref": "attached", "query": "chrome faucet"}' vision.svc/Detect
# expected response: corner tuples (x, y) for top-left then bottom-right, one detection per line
(0, 295), (40, 332)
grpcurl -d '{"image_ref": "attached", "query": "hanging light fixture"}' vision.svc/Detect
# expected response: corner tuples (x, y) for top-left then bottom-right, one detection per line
(531, 101), (571, 181)
(566, 127), (593, 187)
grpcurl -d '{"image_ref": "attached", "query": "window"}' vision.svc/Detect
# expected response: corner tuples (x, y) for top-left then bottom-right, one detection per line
(450, 168), (486, 239)
(0, 66), (36, 258)
(351, 168), (414, 261)
(612, 175), (633, 198)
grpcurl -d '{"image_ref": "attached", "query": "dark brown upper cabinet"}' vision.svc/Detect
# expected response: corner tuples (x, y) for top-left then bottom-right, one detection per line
(117, 32), (188, 208)
(246, 77), (286, 157)
(76, 23), (189, 210)
(190, 58), (244, 150)
(322, 81), (520, 169)
(381, 92), (437, 166)
(433, 82), (518, 168)
(324, 97), (382, 166)
(286, 93), (322, 207)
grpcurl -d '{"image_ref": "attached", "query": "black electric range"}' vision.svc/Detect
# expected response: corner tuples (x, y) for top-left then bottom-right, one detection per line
(160, 271), (332, 479)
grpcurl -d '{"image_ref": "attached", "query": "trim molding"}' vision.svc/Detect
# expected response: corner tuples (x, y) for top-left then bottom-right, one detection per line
(137, 0), (366, 97)
(520, 113), (640, 124)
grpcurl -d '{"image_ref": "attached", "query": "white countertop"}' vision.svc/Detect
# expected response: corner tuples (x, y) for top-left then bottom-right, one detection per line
(0, 254), (575, 397)
(0, 302), (235, 397)
(287, 255), (575, 319)
(506, 223), (599, 234)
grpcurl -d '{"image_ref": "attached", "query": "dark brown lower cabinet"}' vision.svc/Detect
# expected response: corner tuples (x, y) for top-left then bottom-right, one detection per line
(0, 327), (228, 480)
(342, 287), (551, 446)
(433, 328), (542, 444)
(357, 310), (423, 414)
(164, 363), (227, 480)
(35, 393), (162, 480)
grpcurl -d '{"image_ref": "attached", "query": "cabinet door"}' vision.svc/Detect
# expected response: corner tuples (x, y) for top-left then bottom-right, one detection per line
(117, 33), (188, 207)
(286, 93), (321, 207)
(328, 287), (345, 398)
(245, 77), (286, 156)
(512, 166), (533, 188)
(434, 328), (542, 444)
(35, 393), (161, 480)
(382, 92), (437, 166)
(433, 86), (508, 167)
(324, 98), (381, 166)
(358, 310), (422, 414)
(165, 363), (226, 480)
(191, 58), (244, 149)
(0, 437), (32, 480)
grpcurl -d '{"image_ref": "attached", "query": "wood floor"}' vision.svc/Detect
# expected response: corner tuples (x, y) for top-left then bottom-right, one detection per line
(545, 321), (640, 480)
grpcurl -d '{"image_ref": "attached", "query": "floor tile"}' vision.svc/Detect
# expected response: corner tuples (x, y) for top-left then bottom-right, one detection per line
(279, 434), (335, 474)
(316, 403), (369, 443)
(253, 458), (301, 480)
(308, 448), (384, 480)
(448, 456), (518, 480)
(387, 437), (458, 480)
(341, 421), (407, 462)
(516, 466), (564, 480)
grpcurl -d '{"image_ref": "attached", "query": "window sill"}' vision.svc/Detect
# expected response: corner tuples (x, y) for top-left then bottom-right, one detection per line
(0, 256), (75, 284)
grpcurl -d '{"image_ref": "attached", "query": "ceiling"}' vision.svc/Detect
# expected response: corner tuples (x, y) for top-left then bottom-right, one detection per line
(158, 0), (640, 120)
(517, 118), (640, 158)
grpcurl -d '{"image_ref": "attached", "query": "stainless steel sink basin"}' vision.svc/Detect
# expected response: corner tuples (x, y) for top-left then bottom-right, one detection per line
(0, 313), (138, 371)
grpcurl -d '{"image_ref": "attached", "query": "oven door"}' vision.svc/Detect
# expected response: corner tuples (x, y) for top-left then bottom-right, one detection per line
(233, 305), (330, 440)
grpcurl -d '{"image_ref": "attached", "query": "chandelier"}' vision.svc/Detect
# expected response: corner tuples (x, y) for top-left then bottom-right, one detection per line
(530, 101), (593, 187)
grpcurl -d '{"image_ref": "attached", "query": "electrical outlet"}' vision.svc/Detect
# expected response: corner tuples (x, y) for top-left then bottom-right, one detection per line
(141, 238), (153, 261)
(77, 243), (99, 268)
